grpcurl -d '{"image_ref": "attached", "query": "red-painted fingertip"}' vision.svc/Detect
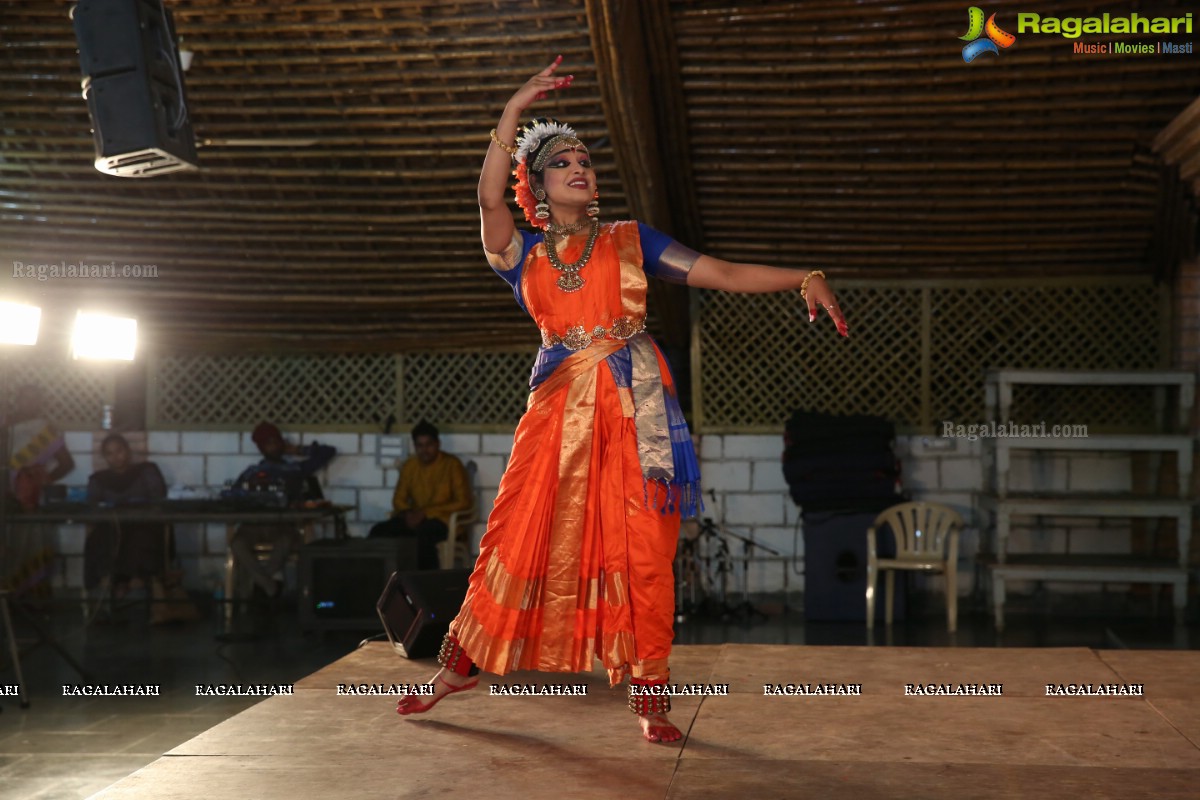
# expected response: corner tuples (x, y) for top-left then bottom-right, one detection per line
(808, 311), (816, 323)
(554, 54), (563, 63)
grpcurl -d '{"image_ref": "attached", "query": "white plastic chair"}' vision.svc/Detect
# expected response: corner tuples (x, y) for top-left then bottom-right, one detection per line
(437, 460), (479, 569)
(866, 501), (962, 632)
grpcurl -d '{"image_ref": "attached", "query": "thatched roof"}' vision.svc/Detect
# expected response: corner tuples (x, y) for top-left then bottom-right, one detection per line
(1, 0), (1197, 353)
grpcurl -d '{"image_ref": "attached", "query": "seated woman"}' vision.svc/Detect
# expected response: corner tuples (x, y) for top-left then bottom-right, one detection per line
(84, 433), (169, 599)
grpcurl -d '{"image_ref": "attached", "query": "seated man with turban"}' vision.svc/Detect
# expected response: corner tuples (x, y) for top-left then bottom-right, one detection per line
(228, 422), (336, 599)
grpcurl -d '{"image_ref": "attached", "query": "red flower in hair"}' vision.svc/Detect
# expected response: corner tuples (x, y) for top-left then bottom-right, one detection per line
(512, 162), (546, 229)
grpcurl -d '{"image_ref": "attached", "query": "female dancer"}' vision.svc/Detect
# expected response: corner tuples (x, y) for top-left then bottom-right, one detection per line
(397, 57), (848, 743)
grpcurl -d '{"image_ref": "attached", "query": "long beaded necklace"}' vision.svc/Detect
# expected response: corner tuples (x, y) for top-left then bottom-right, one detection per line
(544, 217), (600, 293)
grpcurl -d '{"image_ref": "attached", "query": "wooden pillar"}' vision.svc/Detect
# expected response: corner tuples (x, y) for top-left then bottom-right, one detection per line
(585, 0), (703, 355)
(1153, 98), (1200, 580)
(1174, 257), (1200, 575)
(114, 358), (148, 432)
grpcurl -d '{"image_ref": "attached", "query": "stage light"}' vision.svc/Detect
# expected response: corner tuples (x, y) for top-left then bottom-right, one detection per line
(0, 301), (41, 346)
(71, 311), (137, 361)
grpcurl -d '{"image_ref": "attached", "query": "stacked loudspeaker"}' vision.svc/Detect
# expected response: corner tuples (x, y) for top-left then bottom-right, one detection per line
(71, 0), (197, 176)
(782, 409), (906, 622)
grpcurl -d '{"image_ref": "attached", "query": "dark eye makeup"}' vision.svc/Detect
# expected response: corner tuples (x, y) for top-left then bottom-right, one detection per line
(546, 154), (592, 169)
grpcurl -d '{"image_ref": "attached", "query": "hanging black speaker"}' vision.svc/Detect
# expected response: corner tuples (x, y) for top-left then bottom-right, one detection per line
(71, 0), (198, 176)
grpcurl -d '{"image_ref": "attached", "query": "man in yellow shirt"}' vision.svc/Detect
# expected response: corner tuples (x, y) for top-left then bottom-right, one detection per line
(369, 421), (471, 569)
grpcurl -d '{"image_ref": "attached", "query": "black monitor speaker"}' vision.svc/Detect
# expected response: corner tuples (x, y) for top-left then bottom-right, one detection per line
(376, 569), (472, 659)
(71, 0), (198, 176)
(298, 538), (418, 632)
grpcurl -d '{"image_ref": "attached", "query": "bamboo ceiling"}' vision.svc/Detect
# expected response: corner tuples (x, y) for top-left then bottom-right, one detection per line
(1, 0), (1197, 354)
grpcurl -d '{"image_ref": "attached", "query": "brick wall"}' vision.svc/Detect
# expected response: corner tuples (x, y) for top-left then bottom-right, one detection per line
(49, 428), (513, 596)
(46, 426), (1144, 600)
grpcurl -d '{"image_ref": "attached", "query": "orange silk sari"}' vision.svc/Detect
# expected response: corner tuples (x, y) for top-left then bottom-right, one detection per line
(451, 221), (683, 685)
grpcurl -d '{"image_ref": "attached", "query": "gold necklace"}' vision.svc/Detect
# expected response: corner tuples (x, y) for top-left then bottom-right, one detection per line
(546, 219), (589, 235)
(544, 217), (599, 293)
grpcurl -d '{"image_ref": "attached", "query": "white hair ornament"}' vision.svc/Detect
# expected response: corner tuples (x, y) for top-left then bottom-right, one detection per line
(515, 118), (578, 166)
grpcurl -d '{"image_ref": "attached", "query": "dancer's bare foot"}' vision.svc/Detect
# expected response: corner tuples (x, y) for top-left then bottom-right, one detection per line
(639, 712), (682, 743)
(396, 667), (478, 715)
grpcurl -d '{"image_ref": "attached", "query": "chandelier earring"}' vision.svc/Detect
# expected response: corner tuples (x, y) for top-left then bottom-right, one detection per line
(586, 189), (600, 218)
(534, 188), (550, 220)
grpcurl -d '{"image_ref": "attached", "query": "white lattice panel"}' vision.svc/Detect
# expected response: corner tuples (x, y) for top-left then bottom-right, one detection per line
(401, 351), (535, 427)
(2, 353), (113, 429)
(697, 286), (922, 429)
(696, 278), (1165, 432)
(929, 284), (1162, 430)
(151, 354), (397, 429)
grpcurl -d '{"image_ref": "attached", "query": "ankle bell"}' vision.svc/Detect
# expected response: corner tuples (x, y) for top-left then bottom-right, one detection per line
(627, 678), (672, 716)
(437, 633), (480, 677)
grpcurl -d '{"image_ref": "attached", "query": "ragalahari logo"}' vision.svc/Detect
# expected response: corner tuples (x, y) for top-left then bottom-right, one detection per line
(960, 7), (1016, 62)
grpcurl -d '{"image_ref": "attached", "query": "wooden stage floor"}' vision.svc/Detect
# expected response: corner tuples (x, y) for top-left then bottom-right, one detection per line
(90, 643), (1200, 799)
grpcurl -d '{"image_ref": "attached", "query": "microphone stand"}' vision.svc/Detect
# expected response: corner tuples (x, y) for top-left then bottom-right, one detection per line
(677, 516), (723, 622)
(674, 530), (697, 623)
(721, 526), (779, 622)
(702, 490), (778, 623)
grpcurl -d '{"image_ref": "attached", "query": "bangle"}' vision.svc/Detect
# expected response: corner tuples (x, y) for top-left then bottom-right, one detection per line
(490, 128), (518, 157)
(800, 270), (826, 301)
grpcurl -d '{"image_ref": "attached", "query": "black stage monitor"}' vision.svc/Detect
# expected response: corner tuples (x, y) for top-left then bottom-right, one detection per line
(299, 538), (418, 632)
(377, 569), (472, 659)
